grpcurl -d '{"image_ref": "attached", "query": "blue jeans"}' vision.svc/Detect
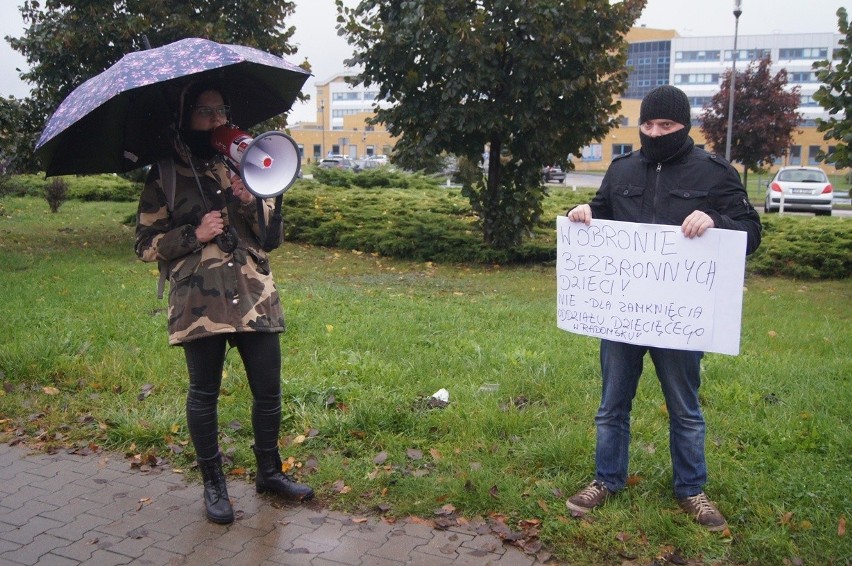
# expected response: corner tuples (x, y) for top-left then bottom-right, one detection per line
(594, 339), (706, 499)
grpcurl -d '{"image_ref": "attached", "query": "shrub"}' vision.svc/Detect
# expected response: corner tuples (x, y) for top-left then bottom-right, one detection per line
(280, 181), (851, 279)
(44, 178), (69, 213)
(311, 165), (442, 190)
(3, 173), (140, 201)
(3, 171), (849, 279)
(747, 215), (852, 279)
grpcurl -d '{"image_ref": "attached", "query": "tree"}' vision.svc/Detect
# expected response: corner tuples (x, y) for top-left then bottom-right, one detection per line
(700, 57), (801, 186)
(0, 95), (43, 173)
(335, 0), (645, 248)
(812, 7), (851, 170)
(5, 0), (303, 173)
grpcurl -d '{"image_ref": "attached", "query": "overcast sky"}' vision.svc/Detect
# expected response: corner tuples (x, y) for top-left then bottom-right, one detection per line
(0, 0), (844, 123)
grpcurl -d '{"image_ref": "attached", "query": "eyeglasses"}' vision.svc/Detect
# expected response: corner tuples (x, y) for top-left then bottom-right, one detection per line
(193, 105), (230, 118)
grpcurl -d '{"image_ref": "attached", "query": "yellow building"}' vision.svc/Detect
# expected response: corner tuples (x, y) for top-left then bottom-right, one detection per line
(570, 27), (847, 176)
(288, 74), (395, 165)
(289, 27), (847, 176)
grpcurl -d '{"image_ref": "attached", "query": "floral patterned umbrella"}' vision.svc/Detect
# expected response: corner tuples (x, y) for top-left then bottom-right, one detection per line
(34, 38), (310, 176)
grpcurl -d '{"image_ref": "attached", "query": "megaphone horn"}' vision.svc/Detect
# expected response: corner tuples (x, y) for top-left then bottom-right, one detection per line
(211, 125), (301, 198)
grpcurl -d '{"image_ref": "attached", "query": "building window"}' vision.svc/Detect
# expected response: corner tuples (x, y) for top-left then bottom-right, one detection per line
(789, 145), (801, 165)
(581, 144), (603, 162)
(674, 73), (720, 85)
(331, 144), (340, 155)
(675, 50), (721, 62)
(365, 145), (375, 157)
(613, 144), (633, 157)
(808, 145), (822, 165)
(332, 109), (364, 118)
(313, 144), (321, 159)
(689, 96), (714, 107)
(789, 72), (818, 83)
(779, 47), (828, 60)
(619, 116), (629, 126)
(724, 48), (770, 62)
(332, 92), (360, 101)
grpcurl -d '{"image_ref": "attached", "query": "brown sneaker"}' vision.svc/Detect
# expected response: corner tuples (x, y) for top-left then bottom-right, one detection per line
(566, 480), (611, 514)
(678, 492), (728, 531)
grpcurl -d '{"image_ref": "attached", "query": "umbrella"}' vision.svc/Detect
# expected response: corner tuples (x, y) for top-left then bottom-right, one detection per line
(34, 38), (311, 177)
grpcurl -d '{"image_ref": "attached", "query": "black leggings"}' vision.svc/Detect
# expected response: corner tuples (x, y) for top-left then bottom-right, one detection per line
(183, 332), (282, 460)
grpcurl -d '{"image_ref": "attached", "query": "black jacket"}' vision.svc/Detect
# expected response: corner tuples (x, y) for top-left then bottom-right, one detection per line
(589, 139), (762, 255)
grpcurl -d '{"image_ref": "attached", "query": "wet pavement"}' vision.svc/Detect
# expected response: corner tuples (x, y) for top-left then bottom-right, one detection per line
(0, 442), (545, 565)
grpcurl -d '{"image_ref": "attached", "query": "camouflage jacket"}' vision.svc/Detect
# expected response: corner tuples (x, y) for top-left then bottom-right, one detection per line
(135, 151), (285, 345)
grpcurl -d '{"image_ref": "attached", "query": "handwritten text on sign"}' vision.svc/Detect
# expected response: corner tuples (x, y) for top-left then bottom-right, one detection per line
(556, 217), (747, 355)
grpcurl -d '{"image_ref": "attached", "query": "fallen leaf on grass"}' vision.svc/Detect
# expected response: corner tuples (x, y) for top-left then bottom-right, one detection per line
(838, 515), (846, 537)
(42, 386), (60, 395)
(434, 504), (456, 516)
(303, 455), (319, 473)
(331, 479), (351, 494)
(406, 448), (423, 460)
(373, 451), (388, 465)
(537, 499), (549, 512)
(137, 383), (154, 400)
(626, 474), (642, 487)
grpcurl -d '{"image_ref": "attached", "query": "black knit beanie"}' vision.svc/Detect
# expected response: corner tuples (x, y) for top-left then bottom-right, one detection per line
(639, 85), (691, 130)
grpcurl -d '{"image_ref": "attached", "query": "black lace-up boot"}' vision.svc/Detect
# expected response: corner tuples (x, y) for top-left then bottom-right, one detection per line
(252, 445), (314, 501)
(197, 453), (234, 524)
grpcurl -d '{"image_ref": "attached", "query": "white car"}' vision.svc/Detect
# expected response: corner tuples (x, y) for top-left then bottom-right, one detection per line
(764, 166), (833, 216)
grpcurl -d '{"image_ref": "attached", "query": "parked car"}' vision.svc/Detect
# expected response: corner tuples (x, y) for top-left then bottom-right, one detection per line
(764, 166), (833, 216)
(318, 157), (361, 172)
(542, 165), (566, 183)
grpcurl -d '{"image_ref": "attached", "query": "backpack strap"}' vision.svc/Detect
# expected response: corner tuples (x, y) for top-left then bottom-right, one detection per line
(156, 158), (176, 299)
(257, 194), (284, 252)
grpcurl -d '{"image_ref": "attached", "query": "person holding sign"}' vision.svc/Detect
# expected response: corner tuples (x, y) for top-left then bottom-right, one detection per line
(564, 85), (761, 531)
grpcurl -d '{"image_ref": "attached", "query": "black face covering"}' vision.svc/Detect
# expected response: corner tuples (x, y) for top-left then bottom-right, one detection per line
(640, 127), (690, 164)
(179, 128), (218, 160)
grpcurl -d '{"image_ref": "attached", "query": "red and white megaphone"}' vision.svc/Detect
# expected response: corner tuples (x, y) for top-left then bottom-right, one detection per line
(211, 125), (301, 198)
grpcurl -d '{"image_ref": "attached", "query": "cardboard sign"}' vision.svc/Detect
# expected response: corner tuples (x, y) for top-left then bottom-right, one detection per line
(556, 217), (747, 355)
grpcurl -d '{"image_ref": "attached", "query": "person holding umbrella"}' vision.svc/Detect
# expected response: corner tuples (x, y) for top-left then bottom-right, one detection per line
(134, 80), (313, 525)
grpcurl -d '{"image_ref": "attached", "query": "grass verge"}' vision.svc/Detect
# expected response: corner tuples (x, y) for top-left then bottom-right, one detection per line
(0, 196), (849, 564)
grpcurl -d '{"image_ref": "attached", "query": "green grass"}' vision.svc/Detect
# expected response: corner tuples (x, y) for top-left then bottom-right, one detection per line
(0, 196), (850, 565)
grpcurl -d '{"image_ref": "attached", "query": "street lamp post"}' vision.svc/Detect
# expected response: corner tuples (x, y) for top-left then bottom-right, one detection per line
(320, 101), (326, 159)
(724, 0), (743, 162)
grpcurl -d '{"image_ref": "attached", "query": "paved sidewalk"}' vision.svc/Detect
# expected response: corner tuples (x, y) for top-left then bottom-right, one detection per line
(0, 442), (544, 565)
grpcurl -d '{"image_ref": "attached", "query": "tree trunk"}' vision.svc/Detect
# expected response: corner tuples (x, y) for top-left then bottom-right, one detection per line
(482, 136), (503, 246)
